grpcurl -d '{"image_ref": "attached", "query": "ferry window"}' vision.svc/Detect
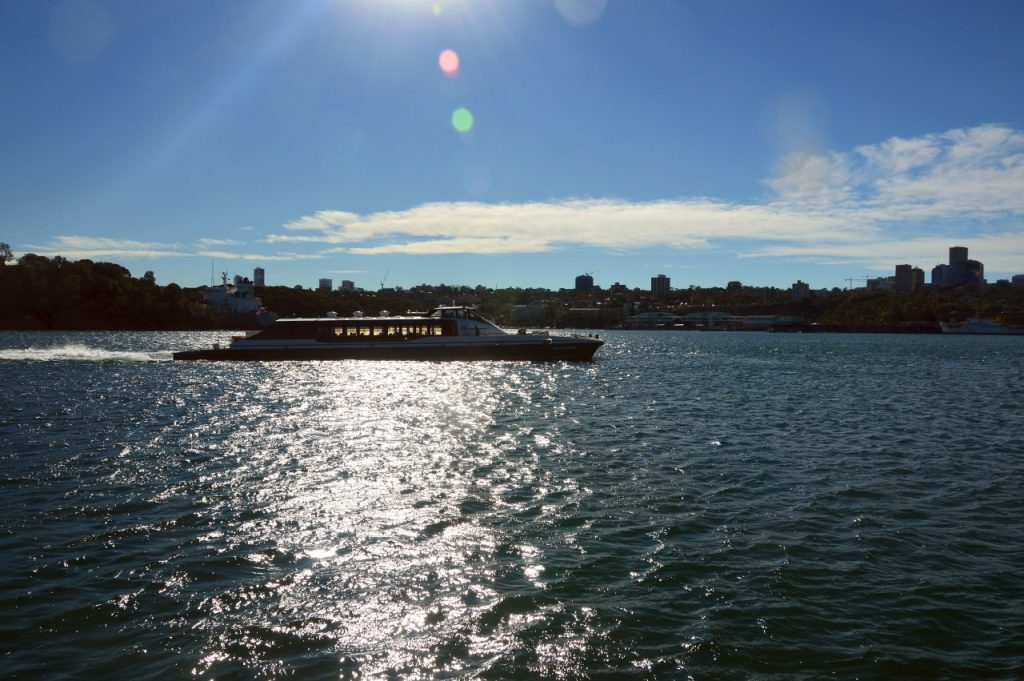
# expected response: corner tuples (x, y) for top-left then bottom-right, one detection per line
(334, 327), (344, 337)
(432, 325), (443, 336)
(358, 326), (370, 336)
(346, 326), (357, 336)
(372, 326), (383, 336)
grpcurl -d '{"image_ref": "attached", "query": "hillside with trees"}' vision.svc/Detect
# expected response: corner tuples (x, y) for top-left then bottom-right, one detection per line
(0, 252), (212, 330)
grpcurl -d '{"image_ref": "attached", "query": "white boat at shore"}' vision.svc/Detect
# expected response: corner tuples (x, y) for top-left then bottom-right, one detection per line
(939, 319), (1024, 335)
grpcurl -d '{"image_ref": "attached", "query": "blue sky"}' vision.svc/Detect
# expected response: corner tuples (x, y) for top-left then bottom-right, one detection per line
(2, 0), (1023, 291)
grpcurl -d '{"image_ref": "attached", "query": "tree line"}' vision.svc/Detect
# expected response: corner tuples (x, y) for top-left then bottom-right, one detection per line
(0, 252), (212, 330)
(1, 249), (1022, 330)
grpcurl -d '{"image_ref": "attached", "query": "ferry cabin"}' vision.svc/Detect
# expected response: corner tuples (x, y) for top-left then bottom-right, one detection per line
(249, 307), (505, 343)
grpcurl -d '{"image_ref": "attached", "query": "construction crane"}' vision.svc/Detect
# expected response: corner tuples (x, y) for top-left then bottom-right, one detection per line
(845, 276), (871, 290)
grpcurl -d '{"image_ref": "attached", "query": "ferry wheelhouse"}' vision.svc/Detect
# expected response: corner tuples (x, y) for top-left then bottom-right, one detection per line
(172, 306), (603, 361)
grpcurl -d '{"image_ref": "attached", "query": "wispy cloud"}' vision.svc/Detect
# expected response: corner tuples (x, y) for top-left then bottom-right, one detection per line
(739, 232), (1024, 274)
(25, 125), (1024, 276)
(24, 235), (326, 263)
(24, 236), (191, 259)
(268, 200), (857, 252)
(197, 249), (325, 262)
(265, 124), (1024, 272)
(197, 238), (244, 247)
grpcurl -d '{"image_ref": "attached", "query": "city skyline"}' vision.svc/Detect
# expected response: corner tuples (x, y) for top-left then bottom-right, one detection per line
(3, 0), (1024, 290)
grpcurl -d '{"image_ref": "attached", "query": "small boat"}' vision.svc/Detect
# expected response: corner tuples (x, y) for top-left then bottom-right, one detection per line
(939, 319), (1024, 335)
(173, 306), (603, 361)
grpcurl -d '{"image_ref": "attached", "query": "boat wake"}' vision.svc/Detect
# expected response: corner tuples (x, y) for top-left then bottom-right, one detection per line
(0, 344), (173, 363)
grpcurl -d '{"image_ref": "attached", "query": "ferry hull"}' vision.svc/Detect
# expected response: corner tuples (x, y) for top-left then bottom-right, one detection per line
(173, 339), (602, 362)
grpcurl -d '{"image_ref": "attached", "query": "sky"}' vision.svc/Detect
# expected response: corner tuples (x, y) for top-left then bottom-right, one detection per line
(2, 0), (1023, 292)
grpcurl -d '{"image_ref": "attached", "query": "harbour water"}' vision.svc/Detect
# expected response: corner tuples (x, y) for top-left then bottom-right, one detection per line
(2, 330), (1022, 679)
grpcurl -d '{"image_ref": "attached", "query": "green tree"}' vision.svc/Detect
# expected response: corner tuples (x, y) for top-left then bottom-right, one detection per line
(0, 242), (12, 265)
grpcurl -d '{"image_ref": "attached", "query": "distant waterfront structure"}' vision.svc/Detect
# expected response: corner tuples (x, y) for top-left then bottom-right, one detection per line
(318, 278), (332, 292)
(340, 280), (355, 292)
(792, 280), (810, 301)
(253, 267), (265, 287)
(575, 274), (594, 292)
(651, 274), (670, 298)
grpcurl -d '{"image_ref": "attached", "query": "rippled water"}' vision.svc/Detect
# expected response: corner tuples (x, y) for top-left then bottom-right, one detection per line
(2, 330), (1022, 679)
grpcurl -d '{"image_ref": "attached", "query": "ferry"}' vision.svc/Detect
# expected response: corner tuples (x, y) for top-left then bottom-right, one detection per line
(172, 306), (603, 361)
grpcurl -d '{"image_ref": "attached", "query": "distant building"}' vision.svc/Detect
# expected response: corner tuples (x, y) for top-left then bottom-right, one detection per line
(340, 280), (355, 291)
(894, 264), (914, 293)
(792, 280), (810, 301)
(624, 311), (675, 329)
(912, 267), (924, 290)
(960, 259), (985, 287)
(575, 274), (594, 292)
(932, 246), (985, 287)
(318, 278), (333, 292)
(1013, 274), (1024, 289)
(651, 274), (670, 298)
(253, 267), (265, 287)
(949, 246), (968, 267)
(609, 282), (628, 294)
(511, 305), (547, 326)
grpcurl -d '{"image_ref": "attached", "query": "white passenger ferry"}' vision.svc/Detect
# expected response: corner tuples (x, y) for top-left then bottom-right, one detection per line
(172, 306), (603, 361)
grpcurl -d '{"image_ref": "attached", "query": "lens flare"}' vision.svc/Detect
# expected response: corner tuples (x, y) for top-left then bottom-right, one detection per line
(451, 107), (474, 134)
(432, 2), (442, 16)
(555, 0), (608, 27)
(438, 49), (460, 77)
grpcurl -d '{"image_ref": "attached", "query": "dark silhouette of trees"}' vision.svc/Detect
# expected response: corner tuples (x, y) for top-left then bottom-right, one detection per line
(0, 254), (212, 329)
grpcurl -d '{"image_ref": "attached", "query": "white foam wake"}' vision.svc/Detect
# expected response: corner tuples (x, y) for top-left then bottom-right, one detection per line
(0, 344), (173, 362)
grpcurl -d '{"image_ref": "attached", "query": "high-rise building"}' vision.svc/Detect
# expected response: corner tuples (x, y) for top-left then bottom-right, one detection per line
(253, 267), (265, 287)
(318, 278), (333, 292)
(575, 274), (594, 292)
(934, 246), (985, 287)
(651, 274), (670, 298)
(792, 280), (810, 301)
(912, 267), (924, 290)
(340, 280), (355, 291)
(949, 246), (968, 267)
(894, 264), (914, 292)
